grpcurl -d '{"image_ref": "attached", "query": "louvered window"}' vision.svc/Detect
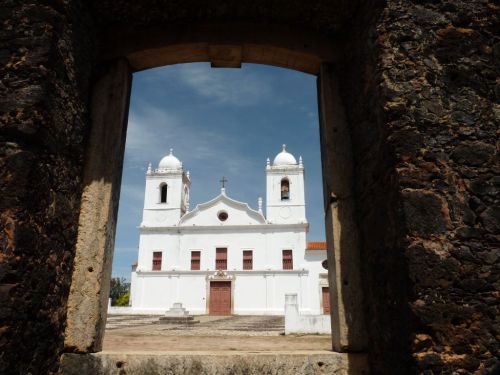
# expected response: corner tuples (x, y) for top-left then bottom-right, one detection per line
(243, 250), (253, 270)
(152, 251), (162, 270)
(191, 251), (201, 270)
(215, 248), (227, 270)
(282, 250), (293, 270)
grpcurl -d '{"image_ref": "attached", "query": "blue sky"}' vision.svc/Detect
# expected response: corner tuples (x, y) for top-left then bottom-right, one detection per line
(112, 63), (325, 280)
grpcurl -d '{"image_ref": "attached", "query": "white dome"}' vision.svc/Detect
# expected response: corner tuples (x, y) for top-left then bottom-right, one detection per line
(159, 149), (182, 170)
(273, 144), (297, 166)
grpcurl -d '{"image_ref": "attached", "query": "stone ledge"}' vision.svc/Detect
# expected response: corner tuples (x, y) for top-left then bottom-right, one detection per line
(59, 351), (369, 374)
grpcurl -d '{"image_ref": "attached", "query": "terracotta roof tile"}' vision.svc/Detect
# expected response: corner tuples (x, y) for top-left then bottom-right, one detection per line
(306, 241), (327, 250)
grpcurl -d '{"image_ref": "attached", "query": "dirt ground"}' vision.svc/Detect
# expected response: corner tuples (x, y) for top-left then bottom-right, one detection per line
(102, 315), (332, 353)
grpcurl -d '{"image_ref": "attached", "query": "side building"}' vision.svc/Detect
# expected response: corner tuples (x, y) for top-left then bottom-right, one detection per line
(130, 145), (329, 315)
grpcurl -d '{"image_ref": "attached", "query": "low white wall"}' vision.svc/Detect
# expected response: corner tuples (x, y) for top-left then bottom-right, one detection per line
(107, 299), (164, 315)
(107, 307), (166, 315)
(284, 293), (331, 334)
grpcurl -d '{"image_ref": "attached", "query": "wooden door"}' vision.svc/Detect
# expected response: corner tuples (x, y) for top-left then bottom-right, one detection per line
(209, 281), (231, 315)
(322, 287), (330, 314)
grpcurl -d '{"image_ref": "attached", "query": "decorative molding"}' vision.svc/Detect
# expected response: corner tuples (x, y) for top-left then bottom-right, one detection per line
(207, 270), (235, 280)
(146, 171), (184, 178)
(136, 269), (309, 276)
(138, 222), (309, 233)
(179, 191), (266, 225)
(265, 167), (304, 174)
(319, 273), (329, 287)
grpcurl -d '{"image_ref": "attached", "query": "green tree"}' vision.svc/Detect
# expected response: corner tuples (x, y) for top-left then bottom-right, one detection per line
(115, 293), (130, 306)
(109, 277), (130, 306)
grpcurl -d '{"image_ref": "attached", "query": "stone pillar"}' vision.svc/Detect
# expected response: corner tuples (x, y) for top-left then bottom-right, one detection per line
(317, 63), (367, 352)
(284, 293), (299, 335)
(0, 2), (95, 372)
(64, 59), (132, 352)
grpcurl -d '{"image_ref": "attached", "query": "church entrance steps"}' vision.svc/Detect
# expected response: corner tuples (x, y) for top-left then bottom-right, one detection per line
(60, 352), (369, 375)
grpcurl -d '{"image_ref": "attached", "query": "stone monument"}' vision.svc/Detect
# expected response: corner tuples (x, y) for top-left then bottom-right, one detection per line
(158, 303), (199, 324)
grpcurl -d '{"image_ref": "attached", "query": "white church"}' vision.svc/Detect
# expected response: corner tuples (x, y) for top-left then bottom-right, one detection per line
(129, 145), (329, 315)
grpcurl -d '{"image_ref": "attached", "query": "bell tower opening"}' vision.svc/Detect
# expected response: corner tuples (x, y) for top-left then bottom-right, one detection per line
(281, 178), (290, 200)
(160, 183), (168, 203)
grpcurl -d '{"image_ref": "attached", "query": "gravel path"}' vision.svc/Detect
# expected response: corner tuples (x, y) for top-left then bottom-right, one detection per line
(103, 315), (330, 352)
(105, 314), (285, 336)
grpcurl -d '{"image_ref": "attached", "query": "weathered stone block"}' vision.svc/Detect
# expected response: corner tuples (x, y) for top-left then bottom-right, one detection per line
(402, 190), (449, 237)
(480, 206), (500, 233)
(451, 142), (496, 167)
(59, 352), (370, 375)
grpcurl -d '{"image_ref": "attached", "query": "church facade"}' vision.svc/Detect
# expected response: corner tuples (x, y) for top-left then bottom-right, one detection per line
(130, 145), (329, 315)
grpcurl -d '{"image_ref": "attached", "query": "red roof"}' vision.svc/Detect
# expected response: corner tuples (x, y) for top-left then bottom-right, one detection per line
(306, 241), (327, 250)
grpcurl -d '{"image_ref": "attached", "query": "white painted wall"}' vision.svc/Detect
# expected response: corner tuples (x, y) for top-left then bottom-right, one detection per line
(285, 293), (331, 334)
(131, 270), (323, 315)
(137, 215), (310, 274)
(133, 272), (207, 314)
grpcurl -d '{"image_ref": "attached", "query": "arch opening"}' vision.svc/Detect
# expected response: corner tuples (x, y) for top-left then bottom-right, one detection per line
(64, 26), (366, 362)
(281, 178), (290, 200)
(160, 183), (168, 203)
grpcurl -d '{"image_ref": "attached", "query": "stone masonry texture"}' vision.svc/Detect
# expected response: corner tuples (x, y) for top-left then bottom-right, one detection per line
(0, 1), (94, 374)
(0, 0), (499, 374)
(337, 0), (499, 373)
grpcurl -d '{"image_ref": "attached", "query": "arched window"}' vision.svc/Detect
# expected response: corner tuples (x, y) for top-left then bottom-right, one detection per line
(281, 178), (290, 200)
(160, 183), (168, 203)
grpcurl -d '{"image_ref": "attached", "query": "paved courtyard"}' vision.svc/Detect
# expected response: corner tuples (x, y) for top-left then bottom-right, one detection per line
(103, 315), (332, 353)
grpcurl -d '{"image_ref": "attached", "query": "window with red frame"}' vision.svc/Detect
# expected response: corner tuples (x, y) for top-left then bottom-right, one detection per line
(243, 250), (253, 270)
(191, 251), (201, 270)
(152, 251), (162, 270)
(215, 248), (227, 270)
(282, 250), (293, 270)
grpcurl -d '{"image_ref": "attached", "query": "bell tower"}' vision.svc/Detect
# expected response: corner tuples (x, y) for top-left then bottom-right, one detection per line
(265, 145), (306, 224)
(141, 149), (190, 227)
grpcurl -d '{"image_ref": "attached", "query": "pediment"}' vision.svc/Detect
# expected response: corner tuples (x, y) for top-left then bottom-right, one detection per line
(179, 192), (266, 226)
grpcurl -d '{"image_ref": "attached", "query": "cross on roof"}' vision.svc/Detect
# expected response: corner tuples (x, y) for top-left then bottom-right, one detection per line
(220, 176), (228, 189)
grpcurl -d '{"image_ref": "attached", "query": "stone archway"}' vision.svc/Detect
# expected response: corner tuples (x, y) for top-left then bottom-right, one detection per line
(101, 23), (340, 74)
(4, 1), (496, 374)
(63, 23), (367, 356)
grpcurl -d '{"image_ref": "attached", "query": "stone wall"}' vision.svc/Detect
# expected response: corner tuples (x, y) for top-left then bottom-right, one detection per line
(0, 0), (498, 374)
(338, 0), (499, 373)
(0, 1), (94, 373)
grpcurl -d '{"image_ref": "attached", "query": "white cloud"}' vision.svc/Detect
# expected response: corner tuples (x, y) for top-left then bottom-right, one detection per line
(176, 64), (273, 106)
(125, 102), (256, 175)
(125, 104), (180, 162)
